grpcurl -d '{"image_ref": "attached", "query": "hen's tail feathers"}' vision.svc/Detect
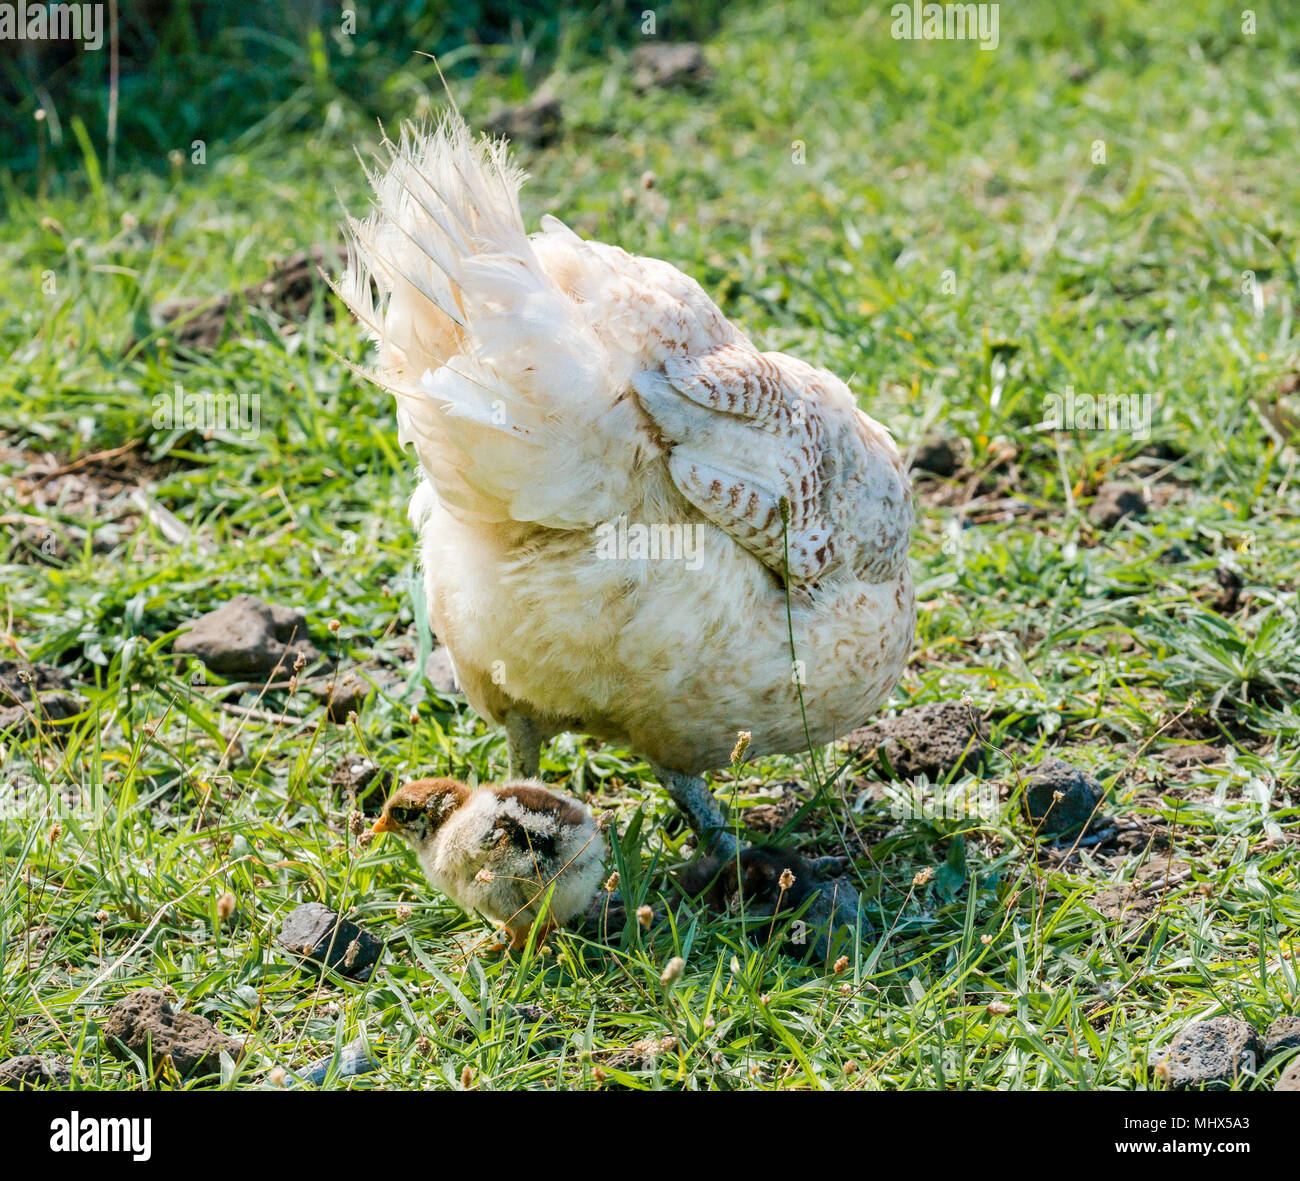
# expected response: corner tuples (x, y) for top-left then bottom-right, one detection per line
(338, 115), (639, 528)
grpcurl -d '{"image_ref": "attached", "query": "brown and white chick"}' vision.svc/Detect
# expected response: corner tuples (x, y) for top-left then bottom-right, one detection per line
(371, 777), (605, 950)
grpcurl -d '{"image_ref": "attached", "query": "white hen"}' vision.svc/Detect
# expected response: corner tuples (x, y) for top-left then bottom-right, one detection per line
(339, 115), (914, 942)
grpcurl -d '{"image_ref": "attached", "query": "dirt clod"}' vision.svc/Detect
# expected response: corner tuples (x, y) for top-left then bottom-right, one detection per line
(0, 1055), (73, 1089)
(174, 594), (320, 678)
(845, 701), (982, 780)
(102, 989), (243, 1078)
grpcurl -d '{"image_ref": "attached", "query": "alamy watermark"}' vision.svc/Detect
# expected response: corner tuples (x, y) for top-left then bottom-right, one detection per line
(595, 516), (705, 571)
(890, 2), (1000, 51)
(152, 384), (260, 436)
(0, 3), (103, 50)
(887, 780), (999, 821)
(1039, 386), (1155, 441)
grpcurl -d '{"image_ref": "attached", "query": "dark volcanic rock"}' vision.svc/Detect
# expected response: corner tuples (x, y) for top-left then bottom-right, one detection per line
(102, 989), (242, 1078)
(277, 902), (382, 980)
(1264, 1017), (1300, 1063)
(485, 93), (562, 147)
(1023, 756), (1105, 835)
(1277, 1060), (1300, 1091)
(845, 701), (982, 780)
(174, 595), (320, 678)
(1156, 1017), (1261, 1090)
(1088, 482), (1148, 529)
(630, 42), (713, 91)
(0, 1055), (73, 1089)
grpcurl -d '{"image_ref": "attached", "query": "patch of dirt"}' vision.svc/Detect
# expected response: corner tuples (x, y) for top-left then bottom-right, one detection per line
(0, 440), (180, 565)
(157, 244), (348, 351)
(1087, 482), (1148, 529)
(0, 660), (86, 736)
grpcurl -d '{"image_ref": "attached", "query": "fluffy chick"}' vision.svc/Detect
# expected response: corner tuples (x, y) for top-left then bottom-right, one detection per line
(372, 777), (605, 949)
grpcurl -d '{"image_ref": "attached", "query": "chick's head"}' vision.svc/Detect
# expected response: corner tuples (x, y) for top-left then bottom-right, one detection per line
(372, 778), (470, 846)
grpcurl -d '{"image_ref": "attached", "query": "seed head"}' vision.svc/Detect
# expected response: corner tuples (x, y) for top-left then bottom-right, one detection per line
(604, 870), (620, 893)
(660, 956), (685, 987)
(730, 730), (752, 764)
(913, 866), (935, 888)
(833, 955), (849, 974)
(636, 904), (653, 928)
(216, 891), (236, 922)
(778, 867), (795, 891)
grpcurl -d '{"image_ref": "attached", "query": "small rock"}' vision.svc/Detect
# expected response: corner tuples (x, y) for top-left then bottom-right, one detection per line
(485, 93), (562, 148)
(309, 669), (370, 723)
(277, 902), (382, 980)
(283, 1036), (376, 1087)
(630, 42), (713, 91)
(911, 437), (959, 478)
(102, 989), (243, 1079)
(174, 594), (320, 678)
(0, 1055), (73, 1089)
(1156, 1017), (1261, 1091)
(1023, 757), (1105, 835)
(1277, 1060), (1300, 1091)
(424, 647), (461, 695)
(1264, 1016), (1300, 1063)
(1088, 482), (1147, 529)
(845, 701), (982, 780)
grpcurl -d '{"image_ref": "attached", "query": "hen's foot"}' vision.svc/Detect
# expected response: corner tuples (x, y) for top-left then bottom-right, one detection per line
(651, 765), (869, 960)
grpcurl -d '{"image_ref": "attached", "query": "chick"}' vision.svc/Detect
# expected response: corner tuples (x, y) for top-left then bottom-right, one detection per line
(372, 777), (605, 949)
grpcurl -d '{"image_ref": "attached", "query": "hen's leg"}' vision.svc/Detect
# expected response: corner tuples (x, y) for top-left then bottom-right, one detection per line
(651, 764), (738, 857)
(653, 764), (868, 960)
(504, 709), (543, 779)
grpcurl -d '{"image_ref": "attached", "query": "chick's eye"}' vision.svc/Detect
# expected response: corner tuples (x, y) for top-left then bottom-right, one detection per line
(390, 805), (413, 824)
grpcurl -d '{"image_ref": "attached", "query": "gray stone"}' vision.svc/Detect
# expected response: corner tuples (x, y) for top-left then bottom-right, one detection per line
(277, 902), (382, 980)
(174, 594), (320, 677)
(0, 1055), (73, 1089)
(1276, 1060), (1300, 1091)
(102, 989), (243, 1078)
(1264, 1016), (1300, 1063)
(1156, 1017), (1261, 1091)
(1024, 757), (1105, 835)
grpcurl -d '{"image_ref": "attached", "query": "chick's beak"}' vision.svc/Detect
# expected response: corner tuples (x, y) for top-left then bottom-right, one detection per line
(371, 814), (397, 836)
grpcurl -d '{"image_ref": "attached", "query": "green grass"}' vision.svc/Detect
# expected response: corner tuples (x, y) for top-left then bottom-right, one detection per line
(2, 0), (1299, 1090)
